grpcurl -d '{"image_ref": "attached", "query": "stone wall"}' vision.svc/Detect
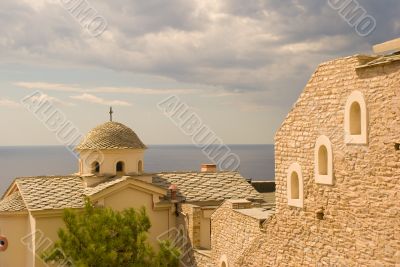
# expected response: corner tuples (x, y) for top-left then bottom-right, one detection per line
(193, 250), (212, 267)
(181, 203), (201, 248)
(210, 55), (400, 266)
(210, 200), (264, 266)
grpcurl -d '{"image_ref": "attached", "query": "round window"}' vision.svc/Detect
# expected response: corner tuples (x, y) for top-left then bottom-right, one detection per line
(0, 236), (8, 252)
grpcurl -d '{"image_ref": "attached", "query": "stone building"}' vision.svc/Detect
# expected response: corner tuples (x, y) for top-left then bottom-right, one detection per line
(1, 40), (400, 267)
(0, 121), (262, 267)
(206, 49), (400, 266)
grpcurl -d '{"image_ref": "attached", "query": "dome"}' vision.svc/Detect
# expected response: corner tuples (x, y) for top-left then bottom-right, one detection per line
(76, 121), (147, 150)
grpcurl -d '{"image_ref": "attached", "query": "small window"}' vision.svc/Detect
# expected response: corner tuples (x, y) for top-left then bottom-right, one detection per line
(116, 161), (125, 174)
(219, 255), (229, 267)
(314, 135), (333, 185)
(318, 146), (328, 175)
(138, 160), (143, 173)
(345, 91), (368, 144)
(290, 172), (299, 199)
(287, 163), (303, 208)
(91, 161), (100, 174)
(0, 236), (8, 252)
(350, 102), (361, 135)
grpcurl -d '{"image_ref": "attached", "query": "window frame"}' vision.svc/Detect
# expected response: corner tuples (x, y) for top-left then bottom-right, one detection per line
(219, 255), (229, 267)
(344, 91), (368, 145)
(287, 163), (304, 208)
(91, 161), (100, 174)
(116, 161), (125, 174)
(314, 135), (334, 185)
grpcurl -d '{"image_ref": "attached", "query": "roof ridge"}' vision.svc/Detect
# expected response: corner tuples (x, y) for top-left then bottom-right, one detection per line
(14, 183), (28, 211)
(155, 171), (239, 174)
(15, 175), (80, 180)
(0, 188), (27, 212)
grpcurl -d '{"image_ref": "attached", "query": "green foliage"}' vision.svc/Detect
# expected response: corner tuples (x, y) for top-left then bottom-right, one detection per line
(42, 200), (180, 267)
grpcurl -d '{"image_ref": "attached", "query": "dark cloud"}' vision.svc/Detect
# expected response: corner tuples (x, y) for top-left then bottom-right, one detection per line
(0, 0), (398, 109)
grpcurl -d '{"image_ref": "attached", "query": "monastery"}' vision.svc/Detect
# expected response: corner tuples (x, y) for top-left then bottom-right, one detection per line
(1, 39), (400, 266)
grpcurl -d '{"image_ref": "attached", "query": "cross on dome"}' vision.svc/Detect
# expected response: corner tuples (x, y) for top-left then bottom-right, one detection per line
(109, 107), (114, 122)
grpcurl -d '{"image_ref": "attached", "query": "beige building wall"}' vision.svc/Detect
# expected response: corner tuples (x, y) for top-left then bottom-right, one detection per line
(102, 187), (175, 248)
(0, 183), (175, 266)
(34, 214), (66, 267)
(0, 213), (30, 267)
(200, 209), (212, 249)
(79, 149), (145, 176)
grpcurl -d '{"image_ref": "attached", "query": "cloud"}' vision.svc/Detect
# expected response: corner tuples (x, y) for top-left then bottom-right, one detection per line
(92, 86), (200, 95)
(1, 0), (399, 109)
(0, 98), (21, 108)
(70, 93), (131, 106)
(25, 93), (75, 107)
(14, 82), (199, 95)
(15, 82), (81, 92)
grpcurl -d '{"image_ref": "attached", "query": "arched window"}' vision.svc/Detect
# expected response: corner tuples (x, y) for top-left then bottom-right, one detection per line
(91, 161), (100, 174)
(290, 172), (299, 199)
(219, 255), (229, 267)
(345, 91), (368, 144)
(314, 135), (333, 185)
(287, 163), (303, 208)
(138, 160), (143, 174)
(116, 161), (125, 174)
(350, 102), (361, 135)
(318, 146), (328, 175)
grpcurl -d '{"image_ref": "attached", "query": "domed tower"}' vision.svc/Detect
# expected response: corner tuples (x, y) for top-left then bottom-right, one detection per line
(76, 120), (147, 177)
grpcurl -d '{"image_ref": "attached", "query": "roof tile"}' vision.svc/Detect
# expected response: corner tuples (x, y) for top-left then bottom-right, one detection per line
(76, 122), (146, 150)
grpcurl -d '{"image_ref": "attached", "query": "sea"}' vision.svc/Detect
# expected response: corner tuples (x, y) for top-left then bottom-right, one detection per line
(0, 145), (274, 195)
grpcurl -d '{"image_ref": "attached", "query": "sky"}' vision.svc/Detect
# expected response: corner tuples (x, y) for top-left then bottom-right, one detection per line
(0, 0), (399, 145)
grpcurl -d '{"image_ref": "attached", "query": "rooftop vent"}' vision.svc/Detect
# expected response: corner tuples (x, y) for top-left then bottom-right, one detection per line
(201, 164), (217, 173)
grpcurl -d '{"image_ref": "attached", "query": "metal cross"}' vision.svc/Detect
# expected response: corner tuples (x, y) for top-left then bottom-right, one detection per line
(109, 107), (113, 122)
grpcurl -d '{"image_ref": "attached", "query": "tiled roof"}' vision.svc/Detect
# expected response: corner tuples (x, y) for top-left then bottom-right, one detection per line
(153, 172), (264, 202)
(0, 191), (26, 212)
(76, 121), (147, 150)
(0, 172), (262, 212)
(16, 176), (85, 211)
(84, 176), (129, 196)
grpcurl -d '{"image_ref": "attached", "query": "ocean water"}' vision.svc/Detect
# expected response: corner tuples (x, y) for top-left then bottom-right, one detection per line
(0, 145), (274, 195)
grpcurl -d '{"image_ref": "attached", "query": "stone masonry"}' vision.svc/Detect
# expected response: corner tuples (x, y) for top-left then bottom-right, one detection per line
(207, 55), (400, 266)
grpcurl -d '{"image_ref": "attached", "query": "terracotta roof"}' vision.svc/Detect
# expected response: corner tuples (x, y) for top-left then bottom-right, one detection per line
(153, 172), (264, 202)
(76, 121), (147, 150)
(0, 172), (262, 212)
(16, 176), (85, 211)
(0, 191), (26, 212)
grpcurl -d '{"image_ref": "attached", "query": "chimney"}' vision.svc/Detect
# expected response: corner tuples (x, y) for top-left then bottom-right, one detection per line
(168, 184), (178, 202)
(201, 164), (217, 173)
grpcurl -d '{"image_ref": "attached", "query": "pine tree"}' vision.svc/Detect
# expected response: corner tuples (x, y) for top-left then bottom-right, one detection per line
(42, 200), (180, 267)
